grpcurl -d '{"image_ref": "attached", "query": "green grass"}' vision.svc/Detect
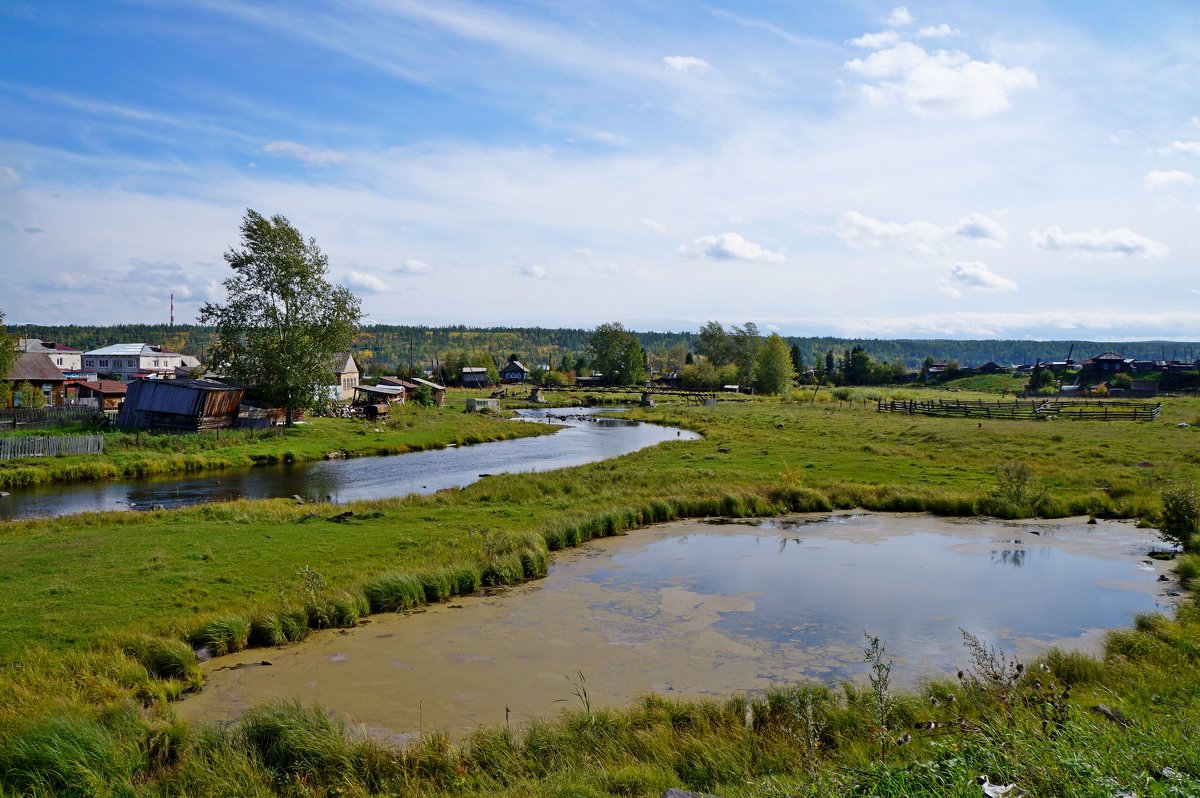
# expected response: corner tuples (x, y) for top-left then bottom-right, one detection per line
(1, 394), (1199, 795)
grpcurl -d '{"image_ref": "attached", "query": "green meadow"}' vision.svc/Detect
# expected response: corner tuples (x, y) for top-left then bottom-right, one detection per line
(1, 392), (1199, 796)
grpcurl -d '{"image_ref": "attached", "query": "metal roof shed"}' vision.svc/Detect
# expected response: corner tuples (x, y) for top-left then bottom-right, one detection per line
(117, 379), (245, 431)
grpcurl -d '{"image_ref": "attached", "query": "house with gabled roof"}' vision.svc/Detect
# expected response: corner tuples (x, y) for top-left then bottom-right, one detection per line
(3, 352), (67, 407)
(499, 357), (531, 383)
(330, 351), (359, 401)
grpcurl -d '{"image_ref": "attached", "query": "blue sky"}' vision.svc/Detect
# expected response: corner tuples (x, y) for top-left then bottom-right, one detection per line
(1, 1), (1198, 338)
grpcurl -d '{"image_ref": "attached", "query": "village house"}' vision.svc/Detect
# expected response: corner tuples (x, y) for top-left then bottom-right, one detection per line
(410, 377), (447, 406)
(83, 343), (186, 381)
(498, 356), (530, 384)
(68, 379), (128, 410)
(3, 352), (67, 407)
(329, 352), (360, 401)
(461, 366), (491, 389)
(18, 339), (85, 375)
(1081, 351), (1135, 376)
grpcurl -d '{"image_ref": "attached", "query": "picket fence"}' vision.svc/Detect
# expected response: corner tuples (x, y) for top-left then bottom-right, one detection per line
(0, 434), (105, 461)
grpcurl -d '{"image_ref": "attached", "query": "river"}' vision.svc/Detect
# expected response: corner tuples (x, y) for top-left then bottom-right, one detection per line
(0, 408), (699, 521)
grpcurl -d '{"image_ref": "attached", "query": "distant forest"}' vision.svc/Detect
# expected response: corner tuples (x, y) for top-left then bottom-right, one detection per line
(9, 323), (1200, 376)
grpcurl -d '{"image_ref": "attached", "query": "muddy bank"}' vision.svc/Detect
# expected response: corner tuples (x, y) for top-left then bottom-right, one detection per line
(179, 513), (1176, 742)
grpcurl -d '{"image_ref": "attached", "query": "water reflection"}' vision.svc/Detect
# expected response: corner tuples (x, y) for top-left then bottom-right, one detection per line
(180, 513), (1175, 740)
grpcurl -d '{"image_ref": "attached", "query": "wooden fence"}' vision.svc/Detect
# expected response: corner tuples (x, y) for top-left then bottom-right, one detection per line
(877, 398), (1162, 422)
(0, 406), (106, 430)
(0, 434), (105, 461)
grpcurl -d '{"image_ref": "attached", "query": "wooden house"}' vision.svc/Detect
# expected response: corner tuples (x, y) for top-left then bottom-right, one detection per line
(410, 377), (447, 406)
(461, 366), (492, 388)
(3, 352), (66, 407)
(499, 357), (530, 383)
(330, 352), (360, 401)
(72, 379), (128, 410)
(117, 379), (245, 431)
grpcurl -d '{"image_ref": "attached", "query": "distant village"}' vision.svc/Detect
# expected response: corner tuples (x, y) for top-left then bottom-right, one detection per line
(4, 333), (1193, 434)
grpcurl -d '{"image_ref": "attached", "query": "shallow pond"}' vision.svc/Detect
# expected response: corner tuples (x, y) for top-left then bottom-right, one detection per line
(179, 512), (1176, 743)
(0, 408), (697, 520)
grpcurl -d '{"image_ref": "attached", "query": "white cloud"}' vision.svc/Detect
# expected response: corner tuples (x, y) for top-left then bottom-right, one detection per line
(591, 130), (624, 144)
(850, 30), (900, 49)
(1144, 170), (1196, 189)
(917, 23), (959, 38)
(948, 261), (1017, 292)
(952, 212), (1008, 245)
(1031, 225), (1168, 258)
(395, 259), (431, 274)
(845, 42), (1037, 118)
(344, 269), (389, 293)
(0, 165), (22, 193)
(640, 218), (667, 234)
(1159, 140), (1200, 156)
(518, 264), (548, 278)
(679, 232), (785, 263)
(662, 56), (712, 75)
(261, 140), (347, 166)
(886, 7), (914, 27)
(835, 210), (946, 254)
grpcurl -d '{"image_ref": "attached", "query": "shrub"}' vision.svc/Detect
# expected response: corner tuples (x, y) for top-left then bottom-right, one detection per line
(1160, 482), (1199, 551)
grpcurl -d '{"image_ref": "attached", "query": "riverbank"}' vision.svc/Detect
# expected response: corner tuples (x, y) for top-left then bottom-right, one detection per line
(0, 401), (558, 490)
(1, 398), (1198, 795)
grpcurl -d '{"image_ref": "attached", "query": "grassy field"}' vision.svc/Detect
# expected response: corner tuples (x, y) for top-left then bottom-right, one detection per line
(1, 392), (1198, 796)
(0, 398), (557, 490)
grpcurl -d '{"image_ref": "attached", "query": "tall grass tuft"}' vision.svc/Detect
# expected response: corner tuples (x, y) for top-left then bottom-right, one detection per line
(188, 615), (252, 656)
(362, 572), (427, 612)
(117, 634), (201, 682)
(238, 700), (351, 783)
(0, 710), (137, 796)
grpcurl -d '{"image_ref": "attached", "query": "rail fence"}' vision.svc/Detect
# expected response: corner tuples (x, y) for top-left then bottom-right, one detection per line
(877, 398), (1162, 422)
(0, 406), (106, 430)
(0, 434), (105, 461)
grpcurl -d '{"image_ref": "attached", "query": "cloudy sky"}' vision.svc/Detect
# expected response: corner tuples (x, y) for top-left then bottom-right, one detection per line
(1, 1), (1198, 339)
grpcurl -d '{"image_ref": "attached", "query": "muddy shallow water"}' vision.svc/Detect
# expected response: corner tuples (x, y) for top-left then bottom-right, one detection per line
(179, 512), (1176, 743)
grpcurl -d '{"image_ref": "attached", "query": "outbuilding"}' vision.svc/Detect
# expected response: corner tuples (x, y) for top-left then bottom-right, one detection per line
(117, 379), (245, 431)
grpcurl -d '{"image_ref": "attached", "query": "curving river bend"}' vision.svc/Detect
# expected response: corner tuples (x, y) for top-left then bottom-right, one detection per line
(0, 408), (698, 521)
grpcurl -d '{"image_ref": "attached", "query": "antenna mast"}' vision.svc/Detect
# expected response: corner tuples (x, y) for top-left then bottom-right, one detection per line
(170, 293), (175, 326)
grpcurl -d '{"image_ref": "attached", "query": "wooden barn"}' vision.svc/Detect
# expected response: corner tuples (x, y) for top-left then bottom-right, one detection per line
(117, 379), (245, 431)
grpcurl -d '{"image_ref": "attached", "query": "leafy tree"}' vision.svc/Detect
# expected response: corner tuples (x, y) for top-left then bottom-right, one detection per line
(199, 209), (362, 426)
(755, 333), (796, 395)
(15, 380), (46, 409)
(588, 322), (647, 386)
(697, 321), (734, 366)
(731, 322), (761, 386)
(0, 311), (14, 407)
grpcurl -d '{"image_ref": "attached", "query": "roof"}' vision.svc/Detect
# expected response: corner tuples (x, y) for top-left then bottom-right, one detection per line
(152, 378), (239, 392)
(354, 384), (406, 397)
(76, 379), (128, 395)
(411, 377), (446, 391)
(500, 360), (529, 372)
(6, 352), (67, 382)
(378, 376), (419, 390)
(461, 366), (488, 374)
(1093, 351), (1126, 360)
(331, 351), (357, 374)
(19, 339), (81, 354)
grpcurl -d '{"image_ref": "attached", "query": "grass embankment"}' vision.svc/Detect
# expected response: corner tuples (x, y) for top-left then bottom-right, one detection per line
(0, 399), (556, 490)
(1, 396), (1199, 795)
